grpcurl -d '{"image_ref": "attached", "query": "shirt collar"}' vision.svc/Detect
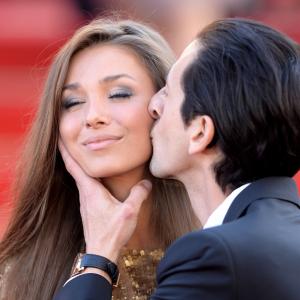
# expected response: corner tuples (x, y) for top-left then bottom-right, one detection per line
(203, 183), (250, 229)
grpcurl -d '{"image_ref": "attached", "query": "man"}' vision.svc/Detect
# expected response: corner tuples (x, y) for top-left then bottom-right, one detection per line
(54, 18), (300, 299)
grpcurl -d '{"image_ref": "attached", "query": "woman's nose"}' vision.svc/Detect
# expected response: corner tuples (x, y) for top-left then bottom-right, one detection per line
(85, 100), (111, 128)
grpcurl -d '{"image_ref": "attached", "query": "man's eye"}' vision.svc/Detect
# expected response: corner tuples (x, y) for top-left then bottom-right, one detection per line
(161, 88), (167, 96)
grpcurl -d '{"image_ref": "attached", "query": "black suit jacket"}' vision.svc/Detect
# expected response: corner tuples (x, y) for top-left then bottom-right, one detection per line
(54, 177), (300, 300)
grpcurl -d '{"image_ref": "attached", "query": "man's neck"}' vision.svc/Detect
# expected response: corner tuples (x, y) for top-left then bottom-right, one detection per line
(179, 168), (229, 226)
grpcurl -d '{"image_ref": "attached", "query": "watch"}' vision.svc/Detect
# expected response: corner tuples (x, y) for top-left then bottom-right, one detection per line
(71, 253), (120, 287)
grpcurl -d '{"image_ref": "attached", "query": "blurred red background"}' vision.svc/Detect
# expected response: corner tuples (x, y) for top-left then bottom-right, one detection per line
(0, 0), (299, 237)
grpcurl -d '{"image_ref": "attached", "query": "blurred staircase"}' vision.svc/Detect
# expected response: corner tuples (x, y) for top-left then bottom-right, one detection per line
(0, 0), (299, 237)
(0, 0), (82, 237)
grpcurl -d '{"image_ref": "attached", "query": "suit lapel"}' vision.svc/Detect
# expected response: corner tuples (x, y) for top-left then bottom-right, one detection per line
(223, 177), (300, 224)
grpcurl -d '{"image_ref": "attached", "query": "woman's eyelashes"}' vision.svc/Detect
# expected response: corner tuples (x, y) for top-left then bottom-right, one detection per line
(62, 97), (85, 110)
(61, 88), (133, 110)
(108, 88), (133, 100)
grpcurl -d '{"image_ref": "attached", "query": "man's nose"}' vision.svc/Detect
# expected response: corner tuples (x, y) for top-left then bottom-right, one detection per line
(148, 93), (163, 120)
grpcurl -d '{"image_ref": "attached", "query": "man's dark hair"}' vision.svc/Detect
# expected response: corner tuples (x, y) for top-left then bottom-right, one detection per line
(181, 18), (300, 191)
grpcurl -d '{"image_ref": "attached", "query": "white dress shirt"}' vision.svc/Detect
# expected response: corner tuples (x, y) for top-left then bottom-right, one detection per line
(203, 183), (250, 229)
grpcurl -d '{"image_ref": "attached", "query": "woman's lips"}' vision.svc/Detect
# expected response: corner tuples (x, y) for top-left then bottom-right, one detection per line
(83, 136), (122, 151)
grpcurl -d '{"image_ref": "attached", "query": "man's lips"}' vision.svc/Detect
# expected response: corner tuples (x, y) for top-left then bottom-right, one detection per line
(82, 135), (122, 150)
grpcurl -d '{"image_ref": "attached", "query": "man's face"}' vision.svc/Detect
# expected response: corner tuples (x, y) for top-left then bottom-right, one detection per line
(148, 41), (199, 179)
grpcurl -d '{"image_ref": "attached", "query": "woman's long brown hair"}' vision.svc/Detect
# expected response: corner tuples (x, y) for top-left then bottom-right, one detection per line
(0, 19), (199, 300)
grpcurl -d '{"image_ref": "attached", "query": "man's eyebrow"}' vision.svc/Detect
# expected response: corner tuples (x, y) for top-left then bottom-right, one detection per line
(99, 74), (136, 83)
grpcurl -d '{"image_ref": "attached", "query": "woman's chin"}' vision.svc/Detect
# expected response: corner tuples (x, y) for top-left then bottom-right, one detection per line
(83, 165), (133, 179)
(85, 169), (117, 179)
(83, 163), (149, 180)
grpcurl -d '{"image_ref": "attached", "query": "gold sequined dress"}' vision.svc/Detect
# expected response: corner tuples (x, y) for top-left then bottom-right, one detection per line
(0, 250), (164, 300)
(112, 248), (164, 300)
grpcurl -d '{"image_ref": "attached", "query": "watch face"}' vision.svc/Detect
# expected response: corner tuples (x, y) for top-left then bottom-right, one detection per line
(70, 253), (84, 277)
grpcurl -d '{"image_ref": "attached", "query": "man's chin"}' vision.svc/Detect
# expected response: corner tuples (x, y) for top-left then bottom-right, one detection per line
(149, 159), (163, 178)
(149, 159), (172, 179)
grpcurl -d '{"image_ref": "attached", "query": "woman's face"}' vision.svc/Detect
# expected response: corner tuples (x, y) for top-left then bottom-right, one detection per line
(59, 44), (156, 178)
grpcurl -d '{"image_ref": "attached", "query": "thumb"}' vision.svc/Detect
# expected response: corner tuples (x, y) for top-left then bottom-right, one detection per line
(125, 180), (152, 213)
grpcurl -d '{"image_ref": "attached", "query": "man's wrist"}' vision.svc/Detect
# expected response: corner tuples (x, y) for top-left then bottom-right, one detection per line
(82, 267), (112, 284)
(86, 245), (120, 263)
(71, 253), (120, 286)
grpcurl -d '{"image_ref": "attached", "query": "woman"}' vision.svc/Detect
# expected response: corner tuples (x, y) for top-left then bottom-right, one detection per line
(0, 18), (199, 300)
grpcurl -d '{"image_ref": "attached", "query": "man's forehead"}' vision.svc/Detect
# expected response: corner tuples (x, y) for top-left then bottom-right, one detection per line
(180, 40), (200, 59)
(167, 40), (199, 84)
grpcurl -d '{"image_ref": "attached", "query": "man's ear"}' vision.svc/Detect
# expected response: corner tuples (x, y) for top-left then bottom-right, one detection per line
(187, 115), (215, 155)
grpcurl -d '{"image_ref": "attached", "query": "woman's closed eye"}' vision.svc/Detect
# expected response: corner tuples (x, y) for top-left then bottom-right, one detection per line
(108, 88), (133, 100)
(62, 97), (85, 110)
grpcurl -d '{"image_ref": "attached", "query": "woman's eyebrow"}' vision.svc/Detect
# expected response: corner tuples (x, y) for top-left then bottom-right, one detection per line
(62, 83), (80, 91)
(99, 74), (136, 83)
(62, 74), (136, 91)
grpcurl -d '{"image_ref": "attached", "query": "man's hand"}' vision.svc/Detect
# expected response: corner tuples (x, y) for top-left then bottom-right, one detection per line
(59, 140), (152, 263)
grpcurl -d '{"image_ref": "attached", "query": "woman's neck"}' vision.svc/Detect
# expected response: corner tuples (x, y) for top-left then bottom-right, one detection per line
(101, 166), (147, 201)
(101, 167), (161, 250)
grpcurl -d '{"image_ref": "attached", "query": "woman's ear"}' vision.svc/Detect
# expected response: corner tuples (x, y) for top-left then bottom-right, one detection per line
(187, 115), (215, 155)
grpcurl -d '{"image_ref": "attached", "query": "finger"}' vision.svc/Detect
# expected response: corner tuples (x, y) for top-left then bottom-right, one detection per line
(59, 139), (113, 200)
(58, 139), (90, 185)
(124, 180), (152, 215)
